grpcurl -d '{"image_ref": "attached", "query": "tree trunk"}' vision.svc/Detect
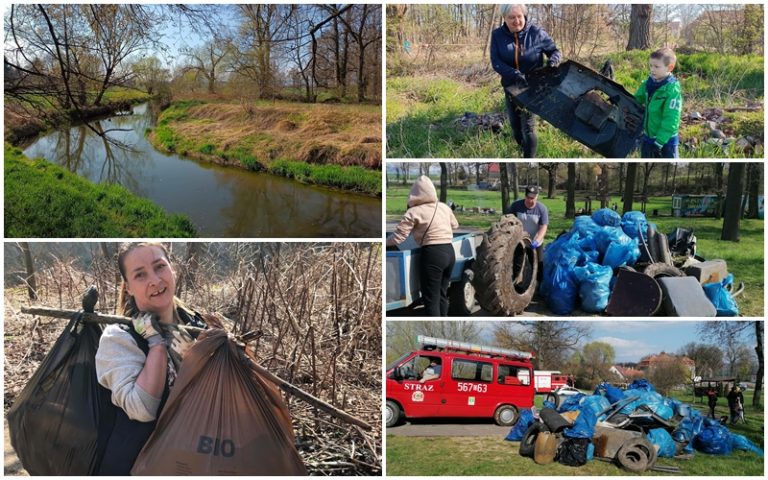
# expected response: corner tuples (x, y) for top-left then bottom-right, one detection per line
(622, 163), (638, 214)
(475, 163), (481, 186)
(721, 163), (745, 241)
(747, 163), (761, 218)
(547, 168), (556, 199)
(672, 163), (678, 191)
(19, 242), (37, 300)
(511, 163), (519, 200)
(566, 163), (576, 218)
(483, 4), (500, 61)
(753, 320), (763, 407)
(439, 162), (448, 203)
(714, 162), (724, 191)
(626, 4), (652, 50)
(500, 163), (511, 213)
(598, 163), (610, 208)
(618, 163), (625, 195)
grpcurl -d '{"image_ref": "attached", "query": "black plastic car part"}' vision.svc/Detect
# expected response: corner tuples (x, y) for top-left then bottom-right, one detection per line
(506, 60), (645, 158)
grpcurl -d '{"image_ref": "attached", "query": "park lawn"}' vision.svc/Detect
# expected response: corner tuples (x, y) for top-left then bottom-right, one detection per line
(386, 186), (764, 316)
(387, 51), (763, 158)
(4, 143), (197, 237)
(148, 99), (382, 194)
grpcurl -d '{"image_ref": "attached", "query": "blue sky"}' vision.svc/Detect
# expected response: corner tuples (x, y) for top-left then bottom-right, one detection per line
(469, 321), (754, 363)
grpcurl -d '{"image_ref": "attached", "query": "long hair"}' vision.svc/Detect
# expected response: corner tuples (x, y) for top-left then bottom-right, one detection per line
(116, 242), (193, 318)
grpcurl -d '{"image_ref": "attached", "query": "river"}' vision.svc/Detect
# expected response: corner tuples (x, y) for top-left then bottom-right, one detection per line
(23, 103), (381, 238)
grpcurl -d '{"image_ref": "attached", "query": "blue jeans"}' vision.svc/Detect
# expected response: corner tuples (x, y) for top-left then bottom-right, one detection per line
(640, 136), (679, 158)
(504, 91), (538, 158)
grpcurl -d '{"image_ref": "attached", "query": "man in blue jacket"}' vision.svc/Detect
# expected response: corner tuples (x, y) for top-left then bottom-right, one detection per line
(490, 4), (561, 158)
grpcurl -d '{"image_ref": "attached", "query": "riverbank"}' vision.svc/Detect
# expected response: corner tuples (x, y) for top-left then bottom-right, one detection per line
(147, 99), (382, 195)
(4, 89), (153, 145)
(4, 143), (196, 237)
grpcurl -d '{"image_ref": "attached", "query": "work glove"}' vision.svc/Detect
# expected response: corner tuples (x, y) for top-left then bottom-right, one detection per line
(132, 312), (165, 348)
(546, 59), (560, 68)
(531, 240), (541, 249)
(165, 324), (196, 366)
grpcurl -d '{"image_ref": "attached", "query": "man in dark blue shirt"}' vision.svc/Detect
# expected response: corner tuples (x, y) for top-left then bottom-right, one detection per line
(506, 185), (549, 248)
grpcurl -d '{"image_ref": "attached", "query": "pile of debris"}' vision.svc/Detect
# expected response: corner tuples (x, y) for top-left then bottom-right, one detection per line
(682, 105), (763, 156)
(507, 380), (763, 473)
(541, 208), (743, 316)
(454, 112), (506, 134)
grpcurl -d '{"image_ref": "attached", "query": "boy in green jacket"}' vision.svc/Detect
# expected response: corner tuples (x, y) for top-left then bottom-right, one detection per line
(634, 48), (683, 158)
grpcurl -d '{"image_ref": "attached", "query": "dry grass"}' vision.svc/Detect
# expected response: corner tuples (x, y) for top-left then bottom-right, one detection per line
(165, 100), (381, 169)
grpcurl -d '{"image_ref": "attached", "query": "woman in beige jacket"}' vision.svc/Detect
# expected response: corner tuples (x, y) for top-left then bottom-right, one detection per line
(387, 175), (459, 316)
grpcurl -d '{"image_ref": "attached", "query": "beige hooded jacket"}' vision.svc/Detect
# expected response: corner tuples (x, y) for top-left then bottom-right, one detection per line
(387, 175), (458, 247)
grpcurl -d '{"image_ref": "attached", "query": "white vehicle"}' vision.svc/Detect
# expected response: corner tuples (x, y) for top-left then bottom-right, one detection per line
(544, 385), (583, 408)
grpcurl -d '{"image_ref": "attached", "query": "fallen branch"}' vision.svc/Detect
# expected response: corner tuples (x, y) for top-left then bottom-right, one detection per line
(20, 305), (372, 431)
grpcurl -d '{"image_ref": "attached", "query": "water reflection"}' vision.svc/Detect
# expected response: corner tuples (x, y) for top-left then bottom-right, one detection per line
(22, 103), (381, 237)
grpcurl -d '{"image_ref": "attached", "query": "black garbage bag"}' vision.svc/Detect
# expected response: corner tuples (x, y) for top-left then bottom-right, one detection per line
(7, 314), (116, 475)
(667, 228), (696, 257)
(557, 437), (590, 466)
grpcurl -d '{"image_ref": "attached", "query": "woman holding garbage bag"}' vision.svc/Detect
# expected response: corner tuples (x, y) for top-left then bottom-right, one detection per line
(387, 175), (459, 316)
(490, 4), (561, 158)
(95, 242), (208, 475)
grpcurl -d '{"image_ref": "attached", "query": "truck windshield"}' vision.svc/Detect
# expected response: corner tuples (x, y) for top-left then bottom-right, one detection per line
(386, 352), (412, 371)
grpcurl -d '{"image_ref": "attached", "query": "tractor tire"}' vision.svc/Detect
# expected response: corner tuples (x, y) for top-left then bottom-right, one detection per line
(448, 270), (476, 316)
(494, 404), (519, 426)
(643, 263), (685, 279)
(616, 437), (657, 473)
(519, 422), (550, 458)
(386, 400), (402, 428)
(472, 215), (538, 315)
(655, 232), (674, 266)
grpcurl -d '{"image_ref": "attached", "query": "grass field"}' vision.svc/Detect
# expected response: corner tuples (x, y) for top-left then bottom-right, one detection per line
(386, 185), (764, 316)
(386, 390), (764, 476)
(386, 50), (764, 158)
(4, 143), (196, 237)
(148, 99), (382, 194)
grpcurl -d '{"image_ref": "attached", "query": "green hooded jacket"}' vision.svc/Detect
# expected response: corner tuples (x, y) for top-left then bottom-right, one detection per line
(634, 76), (683, 147)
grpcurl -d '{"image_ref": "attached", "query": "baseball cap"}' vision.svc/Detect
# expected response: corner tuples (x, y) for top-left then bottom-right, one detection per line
(525, 186), (540, 198)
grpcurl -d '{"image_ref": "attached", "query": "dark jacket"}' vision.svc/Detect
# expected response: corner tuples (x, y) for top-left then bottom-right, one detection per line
(490, 21), (561, 87)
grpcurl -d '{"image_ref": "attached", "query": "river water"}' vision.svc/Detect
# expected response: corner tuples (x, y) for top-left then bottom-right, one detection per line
(23, 103), (381, 238)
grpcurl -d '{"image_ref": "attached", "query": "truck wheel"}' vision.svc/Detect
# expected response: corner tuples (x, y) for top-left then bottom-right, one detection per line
(494, 404), (519, 426)
(386, 400), (401, 428)
(448, 271), (476, 316)
(616, 437), (657, 473)
(543, 393), (560, 408)
(519, 422), (549, 458)
(472, 215), (538, 315)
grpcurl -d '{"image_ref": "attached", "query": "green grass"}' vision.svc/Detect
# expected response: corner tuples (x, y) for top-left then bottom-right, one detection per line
(100, 87), (153, 104)
(386, 185), (764, 315)
(4, 143), (197, 237)
(387, 389), (763, 476)
(387, 51), (763, 158)
(269, 160), (381, 195)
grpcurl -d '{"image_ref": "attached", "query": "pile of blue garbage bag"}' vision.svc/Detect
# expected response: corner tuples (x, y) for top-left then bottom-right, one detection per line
(541, 208), (642, 314)
(505, 379), (763, 460)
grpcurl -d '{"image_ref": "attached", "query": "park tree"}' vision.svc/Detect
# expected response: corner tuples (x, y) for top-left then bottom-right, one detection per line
(510, 163), (519, 201)
(493, 321), (591, 370)
(500, 163), (511, 213)
(386, 321), (483, 363)
(539, 163), (560, 199)
(581, 341), (615, 382)
(746, 163), (762, 219)
(721, 162), (745, 241)
(622, 162), (638, 213)
(699, 321), (763, 407)
(626, 4), (652, 50)
(678, 342), (723, 379)
(641, 162), (656, 197)
(565, 163), (576, 218)
(648, 356), (689, 395)
(439, 162), (448, 203)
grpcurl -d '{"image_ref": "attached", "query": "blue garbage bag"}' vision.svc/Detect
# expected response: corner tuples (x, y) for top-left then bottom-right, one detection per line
(594, 382), (626, 404)
(505, 409), (535, 441)
(621, 211), (649, 240)
(592, 208), (621, 227)
(647, 428), (677, 457)
(541, 235), (582, 299)
(693, 424), (733, 455)
(627, 379), (656, 392)
(673, 409), (703, 454)
(703, 274), (739, 316)
(730, 433), (764, 457)
(546, 260), (579, 315)
(558, 393), (586, 413)
(586, 442), (595, 461)
(564, 406), (597, 439)
(574, 263), (613, 312)
(580, 395), (611, 420)
(572, 216), (601, 237)
(543, 400), (556, 410)
(602, 232), (640, 268)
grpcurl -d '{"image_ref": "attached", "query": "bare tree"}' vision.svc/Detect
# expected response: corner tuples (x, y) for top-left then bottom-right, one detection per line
(539, 163), (560, 199)
(565, 163), (576, 218)
(439, 162), (448, 203)
(493, 321), (591, 370)
(17, 242), (37, 300)
(622, 162), (638, 213)
(626, 4), (652, 50)
(183, 38), (234, 94)
(500, 163), (511, 213)
(721, 163), (745, 241)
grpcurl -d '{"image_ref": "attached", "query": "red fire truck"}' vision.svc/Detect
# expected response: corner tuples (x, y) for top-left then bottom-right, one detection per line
(386, 336), (535, 427)
(533, 371), (572, 393)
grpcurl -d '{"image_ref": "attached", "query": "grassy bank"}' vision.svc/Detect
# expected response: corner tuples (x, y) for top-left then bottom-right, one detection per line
(4, 87), (152, 145)
(148, 99), (382, 195)
(387, 390), (763, 476)
(4, 144), (196, 237)
(386, 186), (764, 316)
(387, 50), (763, 158)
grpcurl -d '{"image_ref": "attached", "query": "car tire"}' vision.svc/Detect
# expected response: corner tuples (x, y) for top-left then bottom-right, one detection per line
(519, 422), (549, 458)
(643, 263), (684, 279)
(386, 400), (401, 428)
(494, 404), (519, 426)
(472, 215), (538, 315)
(544, 393), (560, 408)
(616, 437), (657, 473)
(448, 270), (476, 316)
